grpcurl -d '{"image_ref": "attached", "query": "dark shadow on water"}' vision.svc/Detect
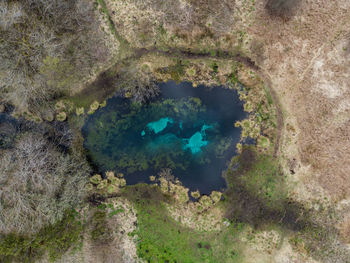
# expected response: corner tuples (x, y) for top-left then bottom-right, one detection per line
(82, 81), (246, 194)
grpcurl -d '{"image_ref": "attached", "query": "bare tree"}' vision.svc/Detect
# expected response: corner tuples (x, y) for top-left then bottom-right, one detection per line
(0, 0), (110, 114)
(0, 132), (91, 235)
(119, 65), (160, 104)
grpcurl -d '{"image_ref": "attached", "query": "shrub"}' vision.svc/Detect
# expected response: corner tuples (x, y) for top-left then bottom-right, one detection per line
(56, 111), (67, 121)
(0, 209), (85, 263)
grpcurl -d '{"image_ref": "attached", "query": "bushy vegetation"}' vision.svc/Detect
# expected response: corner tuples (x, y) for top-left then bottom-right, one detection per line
(0, 0), (111, 114)
(0, 131), (90, 235)
(0, 209), (85, 263)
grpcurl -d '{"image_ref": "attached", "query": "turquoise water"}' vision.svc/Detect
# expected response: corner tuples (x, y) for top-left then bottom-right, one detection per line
(83, 81), (246, 193)
(183, 124), (212, 154)
(143, 117), (174, 135)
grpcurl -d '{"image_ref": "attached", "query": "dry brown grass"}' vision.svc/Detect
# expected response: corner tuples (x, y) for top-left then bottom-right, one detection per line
(248, 0), (350, 200)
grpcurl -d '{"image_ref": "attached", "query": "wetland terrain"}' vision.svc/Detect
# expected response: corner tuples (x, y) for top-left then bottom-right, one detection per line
(0, 0), (350, 263)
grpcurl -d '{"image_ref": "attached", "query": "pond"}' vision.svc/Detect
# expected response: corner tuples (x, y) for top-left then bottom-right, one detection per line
(82, 81), (246, 194)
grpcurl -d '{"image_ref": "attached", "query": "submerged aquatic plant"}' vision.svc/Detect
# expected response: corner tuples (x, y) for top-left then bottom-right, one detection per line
(83, 82), (245, 193)
(84, 96), (218, 174)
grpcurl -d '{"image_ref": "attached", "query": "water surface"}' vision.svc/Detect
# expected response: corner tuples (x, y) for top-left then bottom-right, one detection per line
(83, 81), (246, 194)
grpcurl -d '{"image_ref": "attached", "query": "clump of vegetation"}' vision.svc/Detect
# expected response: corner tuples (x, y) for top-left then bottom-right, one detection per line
(56, 111), (67, 121)
(257, 135), (270, 149)
(191, 190), (201, 199)
(210, 191), (222, 203)
(89, 171), (126, 194)
(88, 101), (100, 114)
(76, 107), (85, 116)
(235, 118), (261, 139)
(0, 132), (90, 235)
(159, 60), (186, 83)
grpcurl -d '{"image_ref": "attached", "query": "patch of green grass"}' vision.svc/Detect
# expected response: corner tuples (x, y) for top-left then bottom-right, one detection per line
(109, 208), (125, 217)
(96, 0), (130, 49)
(124, 185), (245, 263)
(263, 86), (273, 106)
(224, 146), (288, 228)
(240, 150), (285, 210)
(0, 210), (85, 263)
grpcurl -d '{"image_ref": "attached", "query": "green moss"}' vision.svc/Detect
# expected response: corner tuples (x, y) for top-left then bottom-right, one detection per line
(247, 159), (283, 207)
(108, 208), (124, 218)
(0, 210), (84, 263)
(264, 86), (274, 106)
(158, 24), (167, 35)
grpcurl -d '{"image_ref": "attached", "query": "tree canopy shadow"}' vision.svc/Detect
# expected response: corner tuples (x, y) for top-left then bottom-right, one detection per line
(265, 0), (302, 21)
(223, 146), (350, 262)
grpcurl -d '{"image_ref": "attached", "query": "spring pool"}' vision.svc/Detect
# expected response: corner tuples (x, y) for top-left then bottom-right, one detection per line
(82, 81), (246, 194)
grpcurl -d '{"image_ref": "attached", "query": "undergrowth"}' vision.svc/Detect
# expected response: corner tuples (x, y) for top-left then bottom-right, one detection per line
(0, 210), (85, 263)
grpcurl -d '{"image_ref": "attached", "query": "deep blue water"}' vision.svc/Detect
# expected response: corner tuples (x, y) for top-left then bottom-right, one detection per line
(82, 81), (246, 194)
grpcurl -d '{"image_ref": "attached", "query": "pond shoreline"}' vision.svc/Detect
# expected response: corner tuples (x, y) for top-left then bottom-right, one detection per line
(82, 81), (246, 194)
